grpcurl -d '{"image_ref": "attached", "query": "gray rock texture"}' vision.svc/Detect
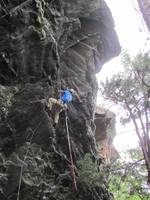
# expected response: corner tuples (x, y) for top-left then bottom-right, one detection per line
(0, 0), (120, 199)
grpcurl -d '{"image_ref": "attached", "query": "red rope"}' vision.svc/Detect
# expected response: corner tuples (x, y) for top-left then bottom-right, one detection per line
(65, 110), (77, 192)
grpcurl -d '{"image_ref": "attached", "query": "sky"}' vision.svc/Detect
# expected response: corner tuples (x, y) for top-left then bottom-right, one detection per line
(96, 0), (150, 152)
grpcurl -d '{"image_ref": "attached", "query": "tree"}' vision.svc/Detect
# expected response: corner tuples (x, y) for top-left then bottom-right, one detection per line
(108, 149), (150, 200)
(100, 51), (150, 184)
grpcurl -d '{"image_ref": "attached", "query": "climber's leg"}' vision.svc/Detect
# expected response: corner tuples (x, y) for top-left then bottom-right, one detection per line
(53, 108), (64, 126)
(48, 97), (65, 125)
(47, 98), (58, 111)
(48, 98), (64, 110)
(54, 111), (60, 125)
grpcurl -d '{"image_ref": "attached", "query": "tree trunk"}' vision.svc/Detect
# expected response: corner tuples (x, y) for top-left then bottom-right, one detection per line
(125, 99), (150, 185)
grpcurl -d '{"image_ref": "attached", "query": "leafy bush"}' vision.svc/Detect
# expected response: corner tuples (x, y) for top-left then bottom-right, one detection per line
(108, 149), (150, 200)
(77, 153), (103, 187)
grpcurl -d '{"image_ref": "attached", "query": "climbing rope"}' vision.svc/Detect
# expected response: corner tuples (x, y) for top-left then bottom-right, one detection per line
(65, 109), (77, 192)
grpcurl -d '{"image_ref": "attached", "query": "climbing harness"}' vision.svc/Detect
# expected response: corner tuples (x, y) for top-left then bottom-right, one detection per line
(65, 109), (77, 192)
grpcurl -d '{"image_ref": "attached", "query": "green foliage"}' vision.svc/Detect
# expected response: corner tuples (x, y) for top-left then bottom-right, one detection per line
(100, 50), (150, 185)
(109, 175), (141, 200)
(100, 51), (150, 117)
(100, 51), (150, 198)
(108, 149), (150, 200)
(77, 153), (103, 187)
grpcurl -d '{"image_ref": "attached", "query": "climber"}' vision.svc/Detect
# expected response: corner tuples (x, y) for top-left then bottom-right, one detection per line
(48, 89), (80, 125)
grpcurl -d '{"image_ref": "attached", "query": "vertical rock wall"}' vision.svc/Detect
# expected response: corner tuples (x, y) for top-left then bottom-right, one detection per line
(95, 107), (118, 164)
(0, 0), (120, 199)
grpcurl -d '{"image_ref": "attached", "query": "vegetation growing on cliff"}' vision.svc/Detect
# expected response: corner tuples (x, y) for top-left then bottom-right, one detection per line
(77, 153), (104, 187)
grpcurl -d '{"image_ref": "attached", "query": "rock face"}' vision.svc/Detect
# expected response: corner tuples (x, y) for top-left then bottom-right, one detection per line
(137, 0), (150, 31)
(95, 107), (119, 164)
(0, 0), (120, 199)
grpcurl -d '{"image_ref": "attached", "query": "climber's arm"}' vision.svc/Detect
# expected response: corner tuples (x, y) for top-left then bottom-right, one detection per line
(58, 90), (64, 93)
(70, 89), (81, 102)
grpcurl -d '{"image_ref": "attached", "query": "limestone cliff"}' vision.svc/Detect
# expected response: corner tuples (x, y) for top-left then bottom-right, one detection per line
(0, 0), (120, 199)
(95, 107), (119, 164)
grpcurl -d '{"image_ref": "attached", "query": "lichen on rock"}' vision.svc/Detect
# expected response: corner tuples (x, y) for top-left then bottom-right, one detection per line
(0, 0), (120, 199)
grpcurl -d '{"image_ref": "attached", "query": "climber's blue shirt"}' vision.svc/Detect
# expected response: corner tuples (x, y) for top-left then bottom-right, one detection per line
(60, 90), (73, 104)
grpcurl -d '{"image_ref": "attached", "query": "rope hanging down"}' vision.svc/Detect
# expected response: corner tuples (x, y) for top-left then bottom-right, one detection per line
(65, 109), (77, 192)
